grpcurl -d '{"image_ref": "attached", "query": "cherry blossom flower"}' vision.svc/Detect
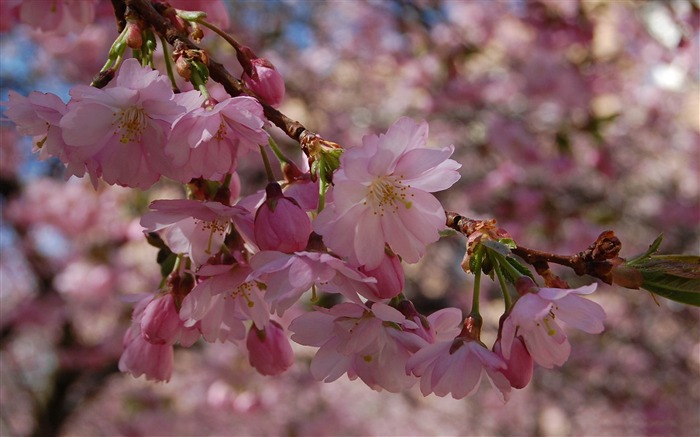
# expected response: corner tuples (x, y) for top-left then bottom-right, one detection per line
(165, 96), (268, 182)
(406, 336), (511, 400)
(313, 117), (461, 269)
(493, 337), (533, 389)
(59, 58), (201, 189)
(141, 293), (199, 346)
(179, 264), (268, 342)
(140, 199), (247, 267)
(247, 251), (377, 315)
(16, 0), (97, 35)
(254, 182), (312, 253)
(246, 321), (294, 376)
(119, 324), (175, 382)
(500, 283), (605, 369)
(358, 252), (405, 300)
(1, 90), (90, 176)
(289, 302), (419, 392)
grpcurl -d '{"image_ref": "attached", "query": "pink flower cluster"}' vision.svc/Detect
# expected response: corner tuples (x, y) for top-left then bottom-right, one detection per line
(5, 55), (607, 400)
(4, 59), (268, 189)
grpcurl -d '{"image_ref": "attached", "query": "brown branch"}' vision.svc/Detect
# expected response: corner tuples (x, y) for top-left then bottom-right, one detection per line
(124, 0), (309, 143)
(446, 212), (623, 284)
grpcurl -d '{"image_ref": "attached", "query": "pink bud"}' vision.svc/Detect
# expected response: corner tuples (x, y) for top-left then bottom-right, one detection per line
(243, 58), (286, 107)
(140, 294), (181, 345)
(360, 253), (404, 300)
(254, 182), (312, 253)
(125, 20), (143, 49)
(119, 325), (174, 382)
(494, 337), (533, 389)
(246, 321), (294, 376)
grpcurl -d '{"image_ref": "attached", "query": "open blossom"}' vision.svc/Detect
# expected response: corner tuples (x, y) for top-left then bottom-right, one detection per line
(140, 199), (247, 266)
(15, 0), (97, 34)
(59, 58), (201, 189)
(500, 283), (606, 369)
(179, 264), (269, 340)
(289, 302), (420, 393)
(165, 96), (268, 182)
(313, 117), (461, 269)
(2, 91), (87, 175)
(141, 293), (200, 346)
(247, 251), (377, 315)
(406, 336), (511, 400)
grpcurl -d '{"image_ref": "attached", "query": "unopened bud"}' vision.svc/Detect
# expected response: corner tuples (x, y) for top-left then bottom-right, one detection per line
(125, 20), (143, 49)
(243, 58), (286, 107)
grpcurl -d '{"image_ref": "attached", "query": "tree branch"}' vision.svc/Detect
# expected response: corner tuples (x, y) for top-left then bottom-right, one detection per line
(123, 0), (309, 142)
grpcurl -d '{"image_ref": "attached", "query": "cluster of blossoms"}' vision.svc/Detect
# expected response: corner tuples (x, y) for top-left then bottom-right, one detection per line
(3, 1), (611, 402)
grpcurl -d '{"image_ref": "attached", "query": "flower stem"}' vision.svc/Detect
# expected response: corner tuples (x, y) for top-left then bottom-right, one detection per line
(268, 137), (291, 164)
(159, 34), (179, 91)
(470, 247), (484, 316)
(197, 19), (243, 52)
(491, 252), (513, 310)
(259, 145), (276, 183)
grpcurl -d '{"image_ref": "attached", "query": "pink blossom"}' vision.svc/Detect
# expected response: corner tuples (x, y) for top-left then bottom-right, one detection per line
(289, 302), (419, 392)
(242, 57), (286, 108)
(406, 337), (510, 400)
(17, 0), (96, 35)
(140, 293), (199, 346)
(59, 59), (200, 189)
(359, 252), (405, 300)
(247, 251), (377, 315)
(314, 117), (461, 269)
(500, 283), (605, 369)
(140, 199), (247, 266)
(246, 321), (294, 376)
(493, 337), (533, 389)
(119, 324), (175, 382)
(254, 182), (312, 253)
(1, 90), (87, 175)
(179, 264), (267, 342)
(396, 301), (463, 347)
(165, 96), (268, 182)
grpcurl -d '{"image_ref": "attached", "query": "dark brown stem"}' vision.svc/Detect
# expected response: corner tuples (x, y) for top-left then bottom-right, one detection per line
(124, 0), (309, 143)
(446, 211), (623, 284)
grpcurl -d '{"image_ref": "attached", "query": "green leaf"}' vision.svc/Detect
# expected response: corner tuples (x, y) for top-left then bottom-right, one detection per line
(506, 257), (536, 282)
(627, 234), (664, 265)
(628, 254), (700, 306)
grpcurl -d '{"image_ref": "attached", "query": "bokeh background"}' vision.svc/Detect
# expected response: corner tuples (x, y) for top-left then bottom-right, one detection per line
(1, 1), (699, 436)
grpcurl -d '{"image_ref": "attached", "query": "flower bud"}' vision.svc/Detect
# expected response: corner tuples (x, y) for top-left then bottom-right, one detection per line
(254, 182), (312, 253)
(493, 337), (533, 389)
(125, 20), (143, 50)
(360, 253), (404, 300)
(242, 57), (285, 107)
(140, 294), (181, 345)
(246, 321), (294, 376)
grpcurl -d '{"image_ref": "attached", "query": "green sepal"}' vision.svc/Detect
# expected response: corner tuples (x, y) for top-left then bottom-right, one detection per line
(439, 229), (459, 238)
(481, 239), (512, 256)
(506, 257), (537, 282)
(311, 148), (343, 194)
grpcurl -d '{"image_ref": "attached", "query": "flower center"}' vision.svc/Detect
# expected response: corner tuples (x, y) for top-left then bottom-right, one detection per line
(215, 120), (227, 141)
(114, 106), (148, 144)
(197, 219), (229, 254)
(365, 175), (412, 216)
